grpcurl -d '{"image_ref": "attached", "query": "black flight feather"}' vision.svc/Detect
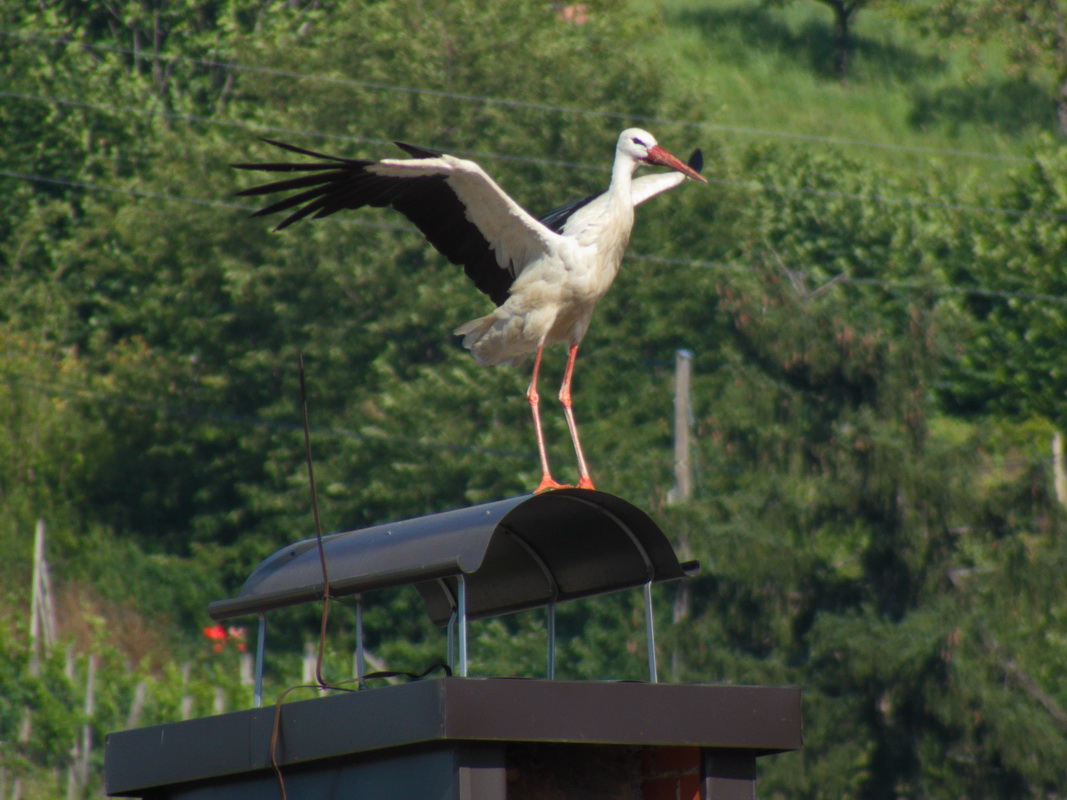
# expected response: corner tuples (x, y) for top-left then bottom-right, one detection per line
(234, 139), (513, 305)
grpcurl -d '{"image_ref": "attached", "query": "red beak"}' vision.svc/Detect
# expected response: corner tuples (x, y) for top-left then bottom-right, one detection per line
(644, 145), (707, 183)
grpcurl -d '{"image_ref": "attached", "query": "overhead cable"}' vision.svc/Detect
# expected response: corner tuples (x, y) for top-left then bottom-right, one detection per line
(0, 28), (1052, 166)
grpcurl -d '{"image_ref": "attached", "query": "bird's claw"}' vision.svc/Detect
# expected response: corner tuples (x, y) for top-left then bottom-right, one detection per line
(535, 476), (572, 493)
(534, 476), (596, 493)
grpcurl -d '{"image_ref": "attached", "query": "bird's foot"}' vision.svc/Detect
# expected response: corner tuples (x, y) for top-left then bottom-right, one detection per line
(535, 475), (572, 493)
(575, 476), (596, 490)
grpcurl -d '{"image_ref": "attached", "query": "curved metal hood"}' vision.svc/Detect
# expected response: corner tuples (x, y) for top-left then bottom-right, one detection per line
(208, 489), (698, 625)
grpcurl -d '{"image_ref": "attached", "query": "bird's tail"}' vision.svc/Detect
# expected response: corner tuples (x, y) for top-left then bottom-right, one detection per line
(454, 315), (496, 365)
(454, 314), (528, 367)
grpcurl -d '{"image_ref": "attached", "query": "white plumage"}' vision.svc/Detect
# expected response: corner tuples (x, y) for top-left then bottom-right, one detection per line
(236, 128), (705, 492)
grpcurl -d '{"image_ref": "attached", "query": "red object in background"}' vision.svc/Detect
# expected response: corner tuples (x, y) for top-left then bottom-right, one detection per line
(227, 626), (248, 652)
(203, 625), (226, 652)
(202, 624), (248, 653)
(554, 3), (590, 24)
(202, 624), (235, 653)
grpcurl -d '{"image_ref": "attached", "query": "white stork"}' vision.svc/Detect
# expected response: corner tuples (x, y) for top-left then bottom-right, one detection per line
(235, 128), (706, 492)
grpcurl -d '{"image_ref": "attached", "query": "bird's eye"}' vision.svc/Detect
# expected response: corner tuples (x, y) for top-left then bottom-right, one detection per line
(631, 136), (647, 147)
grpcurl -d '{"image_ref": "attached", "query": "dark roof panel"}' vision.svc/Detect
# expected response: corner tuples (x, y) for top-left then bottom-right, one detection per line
(208, 489), (698, 624)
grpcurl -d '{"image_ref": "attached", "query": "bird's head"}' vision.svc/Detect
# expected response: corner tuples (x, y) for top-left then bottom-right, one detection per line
(618, 128), (707, 183)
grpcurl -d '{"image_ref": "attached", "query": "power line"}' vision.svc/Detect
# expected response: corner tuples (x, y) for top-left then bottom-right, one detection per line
(626, 254), (1067, 306)
(0, 30), (668, 123)
(0, 90), (602, 173)
(0, 168), (414, 232)
(0, 373), (530, 460)
(4, 88), (1064, 225)
(694, 123), (1045, 165)
(0, 89), (397, 147)
(705, 176), (1067, 223)
(0, 28), (1052, 167)
(3, 371), (1056, 483)
(844, 275), (1067, 306)
(5, 168), (1067, 307)
(0, 168), (253, 213)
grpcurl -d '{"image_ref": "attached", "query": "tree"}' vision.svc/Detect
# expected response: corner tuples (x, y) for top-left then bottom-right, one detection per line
(938, 141), (1067, 429)
(766, 0), (874, 77)
(815, 0), (871, 76)
(7, 1), (1067, 796)
(922, 0), (1067, 135)
(0, 0), (693, 557)
(655, 143), (1067, 797)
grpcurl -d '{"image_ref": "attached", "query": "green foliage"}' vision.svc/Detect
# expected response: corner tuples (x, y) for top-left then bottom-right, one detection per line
(939, 141), (1067, 427)
(3, 1), (1067, 798)
(917, 0), (1067, 134)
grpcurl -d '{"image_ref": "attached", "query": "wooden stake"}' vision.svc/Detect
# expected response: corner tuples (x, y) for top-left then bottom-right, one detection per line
(126, 682), (147, 729)
(1054, 431), (1066, 507)
(28, 520), (57, 678)
(78, 655), (97, 788)
(302, 641), (316, 685)
(667, 350), (694, 680)
(179, 663), (193, 720)
(669, 350), (693, 504)
(40, 556), (56, 648)
(29, 521), (44, 675)
(239, 652), (254, 686)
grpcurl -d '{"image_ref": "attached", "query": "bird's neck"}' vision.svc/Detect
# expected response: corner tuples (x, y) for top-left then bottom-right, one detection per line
(604, 156), (638, 234)
(607, 155), (637, 202)
(582, 155), (637, 284)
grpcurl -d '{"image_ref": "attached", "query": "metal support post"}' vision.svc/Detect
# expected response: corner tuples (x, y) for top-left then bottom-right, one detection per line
(447, 612), (456, 671)
(546, 602), (557, 679)
(644, 582), (658, 683)
(354, 595), (365, 681)
(254, 614), (266, 708)
(457, 575), (469, 677)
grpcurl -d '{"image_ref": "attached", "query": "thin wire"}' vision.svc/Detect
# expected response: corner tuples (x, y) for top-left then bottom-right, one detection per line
(0, 168), (414, 231)
(0, 30), (663, 122)
(2, 371), (1052, 484)
(3, 88), (1060, 220)
(0, 374), (530, 459)
(298, 354), (330, 596)
(6, 134), (1066, 228)
(626, 254), (1067, 306)
(4, 87), (1065, 300)
(0, 28), (1052, 166)
(0, 89), (398, 146)
(696, 122), (1044, 165)
(4, 166), (1062, 307)
(0, 90), (601, 173)
(843, 275), (1067, 306)
(0, 168), (252, 212)
(705, 176), (1067, 223)
(5, 161), (1066, 311)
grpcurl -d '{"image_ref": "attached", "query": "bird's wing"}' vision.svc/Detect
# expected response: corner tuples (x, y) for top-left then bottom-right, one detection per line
(538, 149), (705, 233)
(631, 148), (704, 207)
(234, 140), (562, 306)
(539, 191), (603, 234)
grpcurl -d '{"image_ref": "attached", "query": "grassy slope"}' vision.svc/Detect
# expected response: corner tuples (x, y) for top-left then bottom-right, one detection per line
(636, 0), (1059, 194)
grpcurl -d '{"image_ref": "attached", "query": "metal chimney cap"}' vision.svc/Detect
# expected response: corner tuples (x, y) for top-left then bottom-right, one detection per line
(208, 489), (698, 625)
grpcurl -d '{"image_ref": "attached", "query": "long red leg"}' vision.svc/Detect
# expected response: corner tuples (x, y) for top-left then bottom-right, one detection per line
(528, 344), (567, 493)
(559, 343), (595, 490)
